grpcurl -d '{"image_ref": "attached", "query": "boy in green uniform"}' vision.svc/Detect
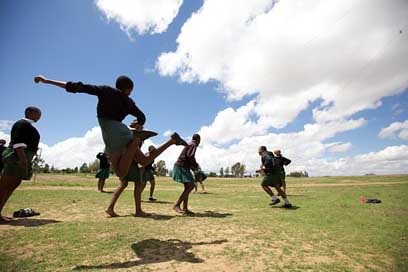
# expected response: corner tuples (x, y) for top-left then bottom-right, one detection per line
(0, 107), (41, 223)
(172, 134), (201, 214)
(34, 75), (187, 217)
(95, 152), (110, 192)
(273, 149), (291, 194)
(258, 146), (292, 208)
(141, 145), (157, 201)
(194, 169), (207, 193)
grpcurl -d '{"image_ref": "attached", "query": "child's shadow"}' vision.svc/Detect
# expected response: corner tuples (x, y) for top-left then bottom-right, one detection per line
(5, 218), (61, 227)
(73, 238), (228, 270)
(184, 211), (233, 218)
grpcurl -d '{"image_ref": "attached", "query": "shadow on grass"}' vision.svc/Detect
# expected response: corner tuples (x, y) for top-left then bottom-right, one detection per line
(270, 205), (301, 210)
(73, 238), (228, 270)
(121, 213), (175, 221)
(5, 218), (61, 227)
(193, 191), (213, 195)
(182, 210), (233, 218)
(141, 200), (173, 204)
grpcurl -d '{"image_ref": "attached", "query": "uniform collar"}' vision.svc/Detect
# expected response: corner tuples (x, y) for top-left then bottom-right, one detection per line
(22, 118), (35, 124)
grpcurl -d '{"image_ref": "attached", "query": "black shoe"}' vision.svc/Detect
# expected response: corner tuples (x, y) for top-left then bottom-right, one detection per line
(131, 129), (158, 141)
(171, 133), (188, 146)
(282, 203), (292, 209)
(269, 199), (280, 205)
(149, 197), (157, 201)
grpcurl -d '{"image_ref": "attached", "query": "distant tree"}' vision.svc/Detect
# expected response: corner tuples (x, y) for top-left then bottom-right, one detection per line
(43, 163), (50, 173)
(225, 167), (230, 176)
(80, 163), (89, 173)
(74, 167), (79, 173)
(239, 164), (246, 178)
(288, 171), (309, 178)
(219, 167), (224, 177)
(231, 162), (241, 177)
(156, 160), (168, 176)
(208, 172), (217, 177)
(88, 159), (99, 173)
(51, 165), (55, 172)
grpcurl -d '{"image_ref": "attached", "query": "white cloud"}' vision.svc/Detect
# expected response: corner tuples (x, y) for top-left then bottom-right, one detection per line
(157, 0), (408, 127)
(163, 130), (173, 137)
(326, 142), (352, 153)
(95, 0), (183, 35)
(0, 120), (14, 131)
(40, 127), (105, 169)
(379, 120), (408, 141)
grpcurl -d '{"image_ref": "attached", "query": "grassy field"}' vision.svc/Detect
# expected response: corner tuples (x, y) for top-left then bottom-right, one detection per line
(1, 174), (407, 272)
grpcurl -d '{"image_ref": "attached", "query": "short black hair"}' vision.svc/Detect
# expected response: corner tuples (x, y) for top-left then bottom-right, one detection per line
(25, 106), (41, 117)
(116, 75), (133, 91)
(259, 146), (267, 152)
(192, 134), (201, 142)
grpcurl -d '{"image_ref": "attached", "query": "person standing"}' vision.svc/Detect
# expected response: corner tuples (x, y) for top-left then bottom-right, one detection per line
(96, 152), (110, 192)
(0, 107), (41, 223)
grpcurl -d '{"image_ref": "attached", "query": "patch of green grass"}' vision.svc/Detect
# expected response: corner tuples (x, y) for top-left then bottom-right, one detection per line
(1, 174), (407, 271)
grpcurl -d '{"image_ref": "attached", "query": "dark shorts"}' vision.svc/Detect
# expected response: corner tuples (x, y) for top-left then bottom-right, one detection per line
(142, 169), (155, 182)
(172, 165), (194, 183)
(121, 160), (142, 182)
(261, 172), (282, 187)
(1, 148), (35, 180)
(95, 168), (110, 179)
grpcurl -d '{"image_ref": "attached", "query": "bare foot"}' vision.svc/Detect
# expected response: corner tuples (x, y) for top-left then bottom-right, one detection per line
(173, 206), (184, 214)
(134, 211), (151, 217)
(105, 209), (119, 217)
(183, 209), (195, 215)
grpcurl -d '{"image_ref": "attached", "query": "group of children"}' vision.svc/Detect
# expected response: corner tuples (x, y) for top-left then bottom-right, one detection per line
(0, 74), (293, 223)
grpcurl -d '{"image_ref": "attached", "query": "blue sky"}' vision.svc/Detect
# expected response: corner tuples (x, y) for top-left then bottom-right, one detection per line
(1, 0), (407, 175)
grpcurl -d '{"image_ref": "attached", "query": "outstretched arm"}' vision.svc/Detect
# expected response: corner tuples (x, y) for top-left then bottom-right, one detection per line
(34, 75), (66, 88)
(34, 75), (102, 95)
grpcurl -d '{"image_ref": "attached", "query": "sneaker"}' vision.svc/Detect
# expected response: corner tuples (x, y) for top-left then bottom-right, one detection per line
(269, 199), (281, 205)
(149, 197), (157, 201)
(282, 203), (292, 209)
(171, 133), (188, 146)
(131, 129), (158, 141)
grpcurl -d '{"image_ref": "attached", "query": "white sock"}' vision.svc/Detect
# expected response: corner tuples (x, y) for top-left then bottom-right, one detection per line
(272, 195), (278, 201)
(284, 198), (290, 204)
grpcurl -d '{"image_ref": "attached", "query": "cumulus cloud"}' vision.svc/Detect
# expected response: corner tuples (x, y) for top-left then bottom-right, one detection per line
(379, 120), (408, 141)
(95, 0), (183, 35)
(157, 0), (408, 127)
(0, 120), (14, 131)
(326, 142), (352, 153)
(40, 127), (105, 169)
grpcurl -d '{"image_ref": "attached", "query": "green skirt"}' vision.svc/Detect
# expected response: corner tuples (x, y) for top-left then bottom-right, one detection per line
(98, 118), (133, 154)
(95, 168), (110, 179)
(172, 165), (194, 183)
(122, 160), (141, 182)
(142, 169), (155, 182)
(1, 148), (35, 180)
(261, 172), (282, 187)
